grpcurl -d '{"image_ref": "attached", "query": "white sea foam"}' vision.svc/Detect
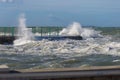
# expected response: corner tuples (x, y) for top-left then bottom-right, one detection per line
(0, 33), (120, 69)
(0, 21), (118, 56)
(11, 38), (120, 56)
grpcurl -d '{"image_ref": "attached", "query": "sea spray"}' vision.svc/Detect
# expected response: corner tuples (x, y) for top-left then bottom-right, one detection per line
(81, 28), (102, 39)
(59, 22), (82, 36)
(59, 22), (102, 39)
(14, 14), (34, 46)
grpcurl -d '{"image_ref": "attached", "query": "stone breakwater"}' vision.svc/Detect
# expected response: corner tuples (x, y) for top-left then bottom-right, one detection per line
(0, 36), (82, 44)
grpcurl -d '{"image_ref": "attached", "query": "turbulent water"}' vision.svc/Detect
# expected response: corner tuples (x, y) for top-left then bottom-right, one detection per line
(0, 23), (120, 70)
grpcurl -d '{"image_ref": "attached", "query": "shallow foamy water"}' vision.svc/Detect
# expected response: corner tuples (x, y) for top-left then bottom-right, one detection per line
(0, 35), (120, 69)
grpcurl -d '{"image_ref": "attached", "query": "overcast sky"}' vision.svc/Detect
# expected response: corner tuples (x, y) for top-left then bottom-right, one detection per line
(0, 0), (120, 27)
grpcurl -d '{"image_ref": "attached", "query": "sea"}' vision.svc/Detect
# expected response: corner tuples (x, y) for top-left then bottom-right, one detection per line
(0, 23), (120, 70)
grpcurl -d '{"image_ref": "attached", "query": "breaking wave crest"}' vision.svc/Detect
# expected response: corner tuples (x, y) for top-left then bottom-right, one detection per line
(59, 22), (102, 39)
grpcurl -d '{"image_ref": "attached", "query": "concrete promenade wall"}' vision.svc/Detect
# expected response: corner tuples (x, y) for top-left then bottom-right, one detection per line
(0, 65), (120, 80)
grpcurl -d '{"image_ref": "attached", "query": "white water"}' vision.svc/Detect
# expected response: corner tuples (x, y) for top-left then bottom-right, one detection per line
(13, 21), (119, 56)
(14, 14), (34, 46)
(0, 21), (120, 69)
(59, 22), (102, 39)
(12, 21), (120, 56)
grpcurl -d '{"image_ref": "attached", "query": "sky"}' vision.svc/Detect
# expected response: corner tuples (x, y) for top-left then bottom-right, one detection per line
(0, 0), (120, 27)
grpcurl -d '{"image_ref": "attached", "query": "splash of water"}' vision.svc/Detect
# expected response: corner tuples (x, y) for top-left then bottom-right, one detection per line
(59, 22), (102, 39)
(59, 22), (82, 36)
(14, 14), (34, 46)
